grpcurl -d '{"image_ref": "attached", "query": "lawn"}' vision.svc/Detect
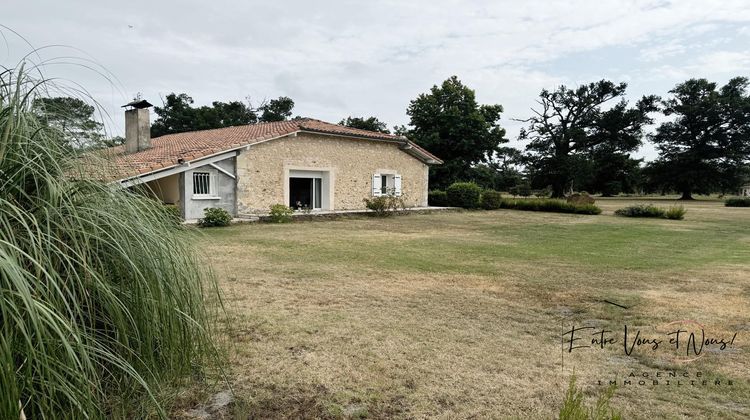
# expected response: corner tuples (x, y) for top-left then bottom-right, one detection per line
(198, 198), (750, 419)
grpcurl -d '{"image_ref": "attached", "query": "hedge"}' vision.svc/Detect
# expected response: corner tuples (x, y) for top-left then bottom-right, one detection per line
(725, 197), (750, 207)
(446, 182), (482, 208)
(499, 198), (602, 215)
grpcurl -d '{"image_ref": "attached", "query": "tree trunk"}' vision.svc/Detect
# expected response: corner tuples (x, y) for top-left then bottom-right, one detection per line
(550, 179), (566, 198)
(679, 190), (694, 200)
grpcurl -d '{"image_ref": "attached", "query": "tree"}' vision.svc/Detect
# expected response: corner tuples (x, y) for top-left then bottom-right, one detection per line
(520, 80), (658, 197)
(209, 100), (259, 127)
(101, 135), (125, 148)
(32, 97), (104, 149)
(339, 116), (390, 133)
(574, 145), (643, 196)
(406, 76), (507, 189)
(151, 93), (258, 137)
(259, 96), (295, 122)
(650, 77), (750, 199)
(151, 93), (296, 137)
(466, 147), (523, 191)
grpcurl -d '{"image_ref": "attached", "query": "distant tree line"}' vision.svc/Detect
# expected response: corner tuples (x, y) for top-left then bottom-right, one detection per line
(39, 75), (750, 198)
(150, 93), (295, 137)
(404, 76), (750, 199)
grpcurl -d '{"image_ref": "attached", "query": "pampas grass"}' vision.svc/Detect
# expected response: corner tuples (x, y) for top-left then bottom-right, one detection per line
(1, 64), (220, 418)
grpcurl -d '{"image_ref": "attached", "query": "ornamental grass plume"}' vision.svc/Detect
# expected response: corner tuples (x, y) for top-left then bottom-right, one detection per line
(1, 63), (220, 418)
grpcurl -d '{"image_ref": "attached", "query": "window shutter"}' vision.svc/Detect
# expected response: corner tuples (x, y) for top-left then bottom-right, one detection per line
(372, 174), (382, 196)
(210, 172), (218, 196)
(394, 174), (402, 196)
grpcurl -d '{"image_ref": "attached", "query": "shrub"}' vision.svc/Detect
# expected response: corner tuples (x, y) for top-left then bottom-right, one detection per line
(269, 204), (294, 223)
(499, 198), (602, 215)
(567, 192), (595, 205)
(559, 376), (622, 420)
(446, 182), (482, 208)
(363, 194), (406, 217)
(509, 182), (532, 197)
(480, 190), (504, 210)
(428, 190), (449, 207)
(198, 207), (232, 227)
(1, 66), (218, 418)
(725, 197), (750, 207)
(614, 204), (665, 218)
(534, 187), (551, 198)
(665, 205), (687, 220)
(615, 204), (689, 220)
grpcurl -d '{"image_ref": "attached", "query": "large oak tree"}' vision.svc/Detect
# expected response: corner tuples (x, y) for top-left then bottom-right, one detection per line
(406, 76), (507, 189)
(650, 77), (750, 199)
(520, 80), (658, 198)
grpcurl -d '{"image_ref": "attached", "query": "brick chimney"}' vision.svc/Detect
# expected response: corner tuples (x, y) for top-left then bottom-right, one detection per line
(123, 98), (153, 153)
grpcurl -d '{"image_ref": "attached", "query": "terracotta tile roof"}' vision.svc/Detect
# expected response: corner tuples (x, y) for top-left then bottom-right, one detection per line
(96, 118), (441, 180)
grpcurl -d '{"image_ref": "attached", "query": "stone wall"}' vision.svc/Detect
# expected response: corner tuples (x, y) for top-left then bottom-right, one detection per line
(236, 133), (430, 214)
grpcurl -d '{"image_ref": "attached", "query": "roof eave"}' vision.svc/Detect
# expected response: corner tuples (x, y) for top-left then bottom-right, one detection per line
(115, 132), (298, 183)
(399, 141), (443, 165)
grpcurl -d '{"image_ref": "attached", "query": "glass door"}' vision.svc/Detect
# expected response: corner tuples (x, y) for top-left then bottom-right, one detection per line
(289, 177), (323, 210)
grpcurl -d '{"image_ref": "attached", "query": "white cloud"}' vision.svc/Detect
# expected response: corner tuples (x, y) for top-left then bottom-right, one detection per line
(3, 0), (750, 161)
(639, 41), (686, 62)
(694, 50), (750, 74)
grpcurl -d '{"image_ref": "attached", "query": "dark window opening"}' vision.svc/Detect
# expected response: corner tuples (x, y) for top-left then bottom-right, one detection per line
(289, 177), (322, 210)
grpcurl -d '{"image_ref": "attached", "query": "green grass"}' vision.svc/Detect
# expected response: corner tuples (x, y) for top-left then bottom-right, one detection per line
(211, 207), (748, 272)
(202, 199), (750, 418)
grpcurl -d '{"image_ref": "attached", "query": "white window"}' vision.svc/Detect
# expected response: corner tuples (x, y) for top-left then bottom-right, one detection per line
(192, 171), (217, 198)
(372, 173), (402, 197)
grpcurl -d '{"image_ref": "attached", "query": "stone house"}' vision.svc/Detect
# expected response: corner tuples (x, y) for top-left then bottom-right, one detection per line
(106, 101), (442, 219)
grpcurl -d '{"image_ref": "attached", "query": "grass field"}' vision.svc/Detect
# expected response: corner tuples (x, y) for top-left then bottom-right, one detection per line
(197, 198), (749, 419)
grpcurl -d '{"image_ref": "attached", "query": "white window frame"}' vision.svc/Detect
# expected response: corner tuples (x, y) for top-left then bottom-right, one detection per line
(284, 167), (334, 211)
(372, 171), (402, 197)
(191, 169), (220, 200)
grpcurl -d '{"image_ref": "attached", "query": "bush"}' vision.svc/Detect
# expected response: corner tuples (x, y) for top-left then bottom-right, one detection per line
(480, 190), (504, 210)
(614, 204), (665, 218)
(725, 197), (750, 207)
(428, 190), (449, 207)
(534, 187), (551, 198)
(559, 376), (622, 420)
(509, 182), (532, 197)
(567, 192), (595, 205)
(499, 198), (602, 215)
(446, 182), (482, 208)
(198, 207), (232, 227)
(269, 204), (294, 223)
(665, 205), (687, 220)
(363, 194), (406, 217)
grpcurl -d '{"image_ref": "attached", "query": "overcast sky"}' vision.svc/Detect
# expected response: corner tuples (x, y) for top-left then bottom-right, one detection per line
(4, 0), (750, 159)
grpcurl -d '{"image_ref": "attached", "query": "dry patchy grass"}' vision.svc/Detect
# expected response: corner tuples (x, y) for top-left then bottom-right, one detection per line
(200, 198), (750, 419)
